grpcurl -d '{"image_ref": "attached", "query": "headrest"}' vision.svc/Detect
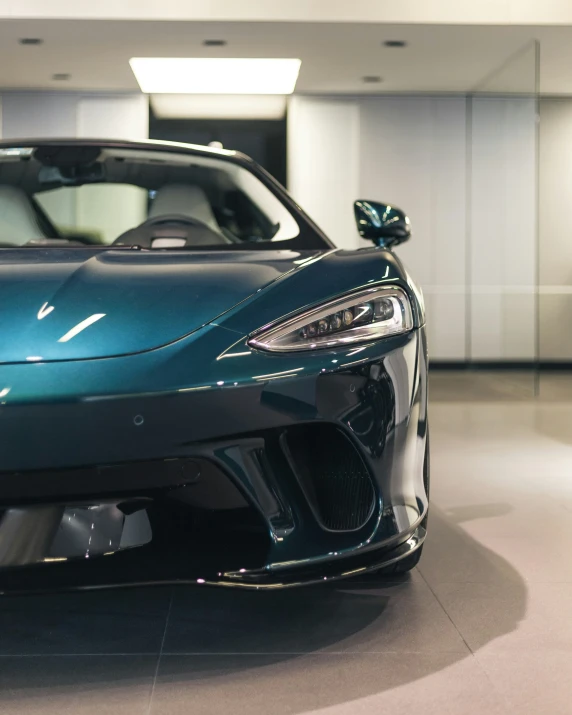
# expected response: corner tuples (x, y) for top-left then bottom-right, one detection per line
(149, 184), (219, 233)
(0, 185), (45, 245)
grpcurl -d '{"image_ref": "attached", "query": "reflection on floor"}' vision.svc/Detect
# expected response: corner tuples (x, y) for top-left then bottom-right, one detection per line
(430, 368), (572, 402)
(2, 376), (572, 713)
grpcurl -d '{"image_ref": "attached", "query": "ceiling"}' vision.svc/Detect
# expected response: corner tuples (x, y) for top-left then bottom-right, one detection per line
(1, 20), (572, 95)
(3, 0), (572, 26)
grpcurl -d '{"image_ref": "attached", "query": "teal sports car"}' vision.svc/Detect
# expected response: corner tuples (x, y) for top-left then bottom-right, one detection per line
(0, 139), (428, 591)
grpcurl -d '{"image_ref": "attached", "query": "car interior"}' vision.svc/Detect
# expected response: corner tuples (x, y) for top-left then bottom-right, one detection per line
(114, 183), (232, 248)
(0, 145), (297, 248)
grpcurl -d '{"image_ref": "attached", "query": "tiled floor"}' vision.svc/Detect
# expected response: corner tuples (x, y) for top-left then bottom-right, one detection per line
(430, 369), (572, 402)
(2, 372), (572, 713)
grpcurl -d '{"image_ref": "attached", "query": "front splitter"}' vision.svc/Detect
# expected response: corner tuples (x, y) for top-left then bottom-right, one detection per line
(0, 524), (425, 595)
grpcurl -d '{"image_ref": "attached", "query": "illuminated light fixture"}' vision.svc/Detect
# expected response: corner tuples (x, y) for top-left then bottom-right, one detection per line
(129, 58), (302, 95)
(58, 313), (106, 343)
(0, 387), (10, 398)
(150, 93), (287, 120)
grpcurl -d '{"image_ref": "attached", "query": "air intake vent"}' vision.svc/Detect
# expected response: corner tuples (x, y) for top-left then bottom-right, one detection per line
(283, 424), (375, 532)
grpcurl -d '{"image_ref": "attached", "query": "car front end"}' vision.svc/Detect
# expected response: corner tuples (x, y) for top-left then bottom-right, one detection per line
(0, 139), (428, 592)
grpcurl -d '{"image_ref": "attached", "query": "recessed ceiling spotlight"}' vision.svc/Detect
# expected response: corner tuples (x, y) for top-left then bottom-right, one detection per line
(19, 38), (43, 45)
(383, 40), (407, 48)
(52, 73), (71, 81)
(203, 39), (227, 47)
(362, 75), (383, 83)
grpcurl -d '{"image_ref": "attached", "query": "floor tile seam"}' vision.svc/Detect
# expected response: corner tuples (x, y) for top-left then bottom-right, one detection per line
(472, 648), (521, 712)
(0, 652), (159, 657)
(416, 569), (474, 655)
(0, 649), (488, 657)
(156, 649), (471, 656)
(147, 592), (174, 715)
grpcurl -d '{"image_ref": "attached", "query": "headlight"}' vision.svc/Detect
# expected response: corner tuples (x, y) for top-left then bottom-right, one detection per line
(248, 286), (413, 352)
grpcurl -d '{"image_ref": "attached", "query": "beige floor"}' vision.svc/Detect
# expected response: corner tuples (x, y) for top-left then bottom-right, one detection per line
(430, 369), (572, 402)
(2, 372), (572, 714)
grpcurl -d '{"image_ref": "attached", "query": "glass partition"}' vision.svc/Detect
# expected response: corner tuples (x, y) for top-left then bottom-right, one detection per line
(431, 41), (540, 402)
(537, 90), (572, 399)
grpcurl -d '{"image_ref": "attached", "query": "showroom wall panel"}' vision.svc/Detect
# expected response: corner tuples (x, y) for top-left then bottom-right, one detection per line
(538, 98), (572, 361)
(469, 97), (537, 361)
(359, 96), (468, 360)
(288, 93), (538, 361)
(76, 95), (149, 140)
(288, 94), (468, 360)
(287, 97), (359, 251)
(0, 92), (149, 140)
(1, 92), (78, 138)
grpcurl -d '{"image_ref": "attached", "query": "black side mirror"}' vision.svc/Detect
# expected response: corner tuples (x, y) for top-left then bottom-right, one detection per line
(354, 200), (411, 248)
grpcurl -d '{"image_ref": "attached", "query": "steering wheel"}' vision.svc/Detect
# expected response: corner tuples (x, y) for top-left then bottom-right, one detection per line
(142, 214), (211, 231)
(113, 212), (232, 247)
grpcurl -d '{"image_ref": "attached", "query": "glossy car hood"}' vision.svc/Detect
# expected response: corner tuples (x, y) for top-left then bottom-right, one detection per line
(0, 248), (315, 363)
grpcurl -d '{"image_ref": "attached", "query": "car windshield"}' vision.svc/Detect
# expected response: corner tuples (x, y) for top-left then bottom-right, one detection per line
(0, 144), (301, 249)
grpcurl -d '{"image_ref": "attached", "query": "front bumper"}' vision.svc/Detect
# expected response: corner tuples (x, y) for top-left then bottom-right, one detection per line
(0, 326), (428, 591)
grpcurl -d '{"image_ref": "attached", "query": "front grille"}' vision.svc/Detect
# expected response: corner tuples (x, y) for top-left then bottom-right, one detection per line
(0, 458), (202, 504)
(283, 424), (375, 531)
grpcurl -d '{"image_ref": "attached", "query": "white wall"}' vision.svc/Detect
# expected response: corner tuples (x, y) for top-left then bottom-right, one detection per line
(76, 95), (149, 140)
(469, 97), (537, 360)
(2, 93), (78, 139)
(359, 96), (467, 361)
(539, 98), (572, 361)
(0, 92), (148, 141)
(288, 94), (538, 362)
(288, 97), (358, 250)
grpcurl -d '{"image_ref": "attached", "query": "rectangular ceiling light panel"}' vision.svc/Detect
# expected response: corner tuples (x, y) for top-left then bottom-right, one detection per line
(130, 58), (301, 95)
(150, 94), (287, 120)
